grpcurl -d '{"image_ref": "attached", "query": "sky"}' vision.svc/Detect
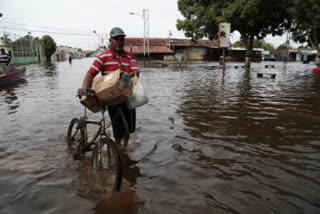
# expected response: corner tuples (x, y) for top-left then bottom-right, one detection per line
(0, 0), (298, 51)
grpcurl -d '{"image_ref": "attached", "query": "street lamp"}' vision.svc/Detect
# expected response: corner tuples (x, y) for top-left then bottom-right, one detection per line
(93, 30), (105, 50)
(129, 9), (150, 60)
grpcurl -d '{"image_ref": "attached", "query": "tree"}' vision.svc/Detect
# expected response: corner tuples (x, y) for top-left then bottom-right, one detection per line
(233, 39), (275, 50)
(40, 35), (56, 62)
(233, 40), (263, 48)
(1, 33), (12, 46)
(177, 0), (291, 69)
(233, 40), (245, 48)
(288, 0), (320, 65)
(276, 41), (292, 50)
(262, 43), (275, 51)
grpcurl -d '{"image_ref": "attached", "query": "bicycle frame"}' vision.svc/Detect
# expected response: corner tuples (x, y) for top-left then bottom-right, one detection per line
(75, 89), (127, 153)
(68, 89), (123, 193)
(81, 104), (112, 151)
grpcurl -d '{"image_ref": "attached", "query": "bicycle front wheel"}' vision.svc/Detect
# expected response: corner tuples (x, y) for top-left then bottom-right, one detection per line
(92, 138), (122, 194)
(67, 118), (84, 150)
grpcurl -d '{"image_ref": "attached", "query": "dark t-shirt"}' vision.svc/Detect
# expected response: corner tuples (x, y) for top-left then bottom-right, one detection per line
(0, 53), (11, 66)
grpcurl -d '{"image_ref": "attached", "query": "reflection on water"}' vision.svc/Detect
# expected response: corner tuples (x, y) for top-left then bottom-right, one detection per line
(0, 79), (27, 115)
(0, 59), (319, 214)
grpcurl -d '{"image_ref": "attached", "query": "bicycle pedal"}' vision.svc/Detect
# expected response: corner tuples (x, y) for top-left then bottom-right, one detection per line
(73, 153), (84, 160)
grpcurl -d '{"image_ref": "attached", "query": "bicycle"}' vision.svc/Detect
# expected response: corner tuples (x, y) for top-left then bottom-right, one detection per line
(66, 89), (122, 194)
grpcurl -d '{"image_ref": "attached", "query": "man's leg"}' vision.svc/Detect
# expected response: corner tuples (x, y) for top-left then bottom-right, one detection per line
(122, 137), (130, 146)
(115, 137), (122, 146)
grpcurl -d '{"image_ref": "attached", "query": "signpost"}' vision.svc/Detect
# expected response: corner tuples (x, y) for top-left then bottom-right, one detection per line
(218, 23), (231, 73)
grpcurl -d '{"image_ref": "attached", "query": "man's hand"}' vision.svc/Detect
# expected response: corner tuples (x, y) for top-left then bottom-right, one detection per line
(128, 72), (136, 78)
(77, 88), (87, 95)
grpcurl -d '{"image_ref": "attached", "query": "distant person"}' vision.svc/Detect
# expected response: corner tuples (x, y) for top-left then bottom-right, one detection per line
(0, 48), (11, 73)
(78, 27), (139, 147)
(68, 55), (72, 64)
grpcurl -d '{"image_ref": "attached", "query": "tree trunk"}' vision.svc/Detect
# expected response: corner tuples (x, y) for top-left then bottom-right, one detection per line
(309, 29), (320, 66)
(244, 36), (254, 71)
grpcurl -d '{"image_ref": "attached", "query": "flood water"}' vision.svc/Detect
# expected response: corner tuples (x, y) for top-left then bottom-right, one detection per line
(0, 58), (319, 214)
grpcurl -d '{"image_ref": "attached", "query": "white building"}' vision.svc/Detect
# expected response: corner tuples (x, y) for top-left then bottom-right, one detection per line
(51, 46), (86, 61)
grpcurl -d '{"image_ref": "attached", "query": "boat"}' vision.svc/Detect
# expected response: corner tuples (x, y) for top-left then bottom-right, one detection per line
(0, 67), (26, 87)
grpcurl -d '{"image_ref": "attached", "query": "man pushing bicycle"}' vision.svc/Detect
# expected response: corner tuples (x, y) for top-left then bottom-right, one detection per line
(78, 27), (139, 147)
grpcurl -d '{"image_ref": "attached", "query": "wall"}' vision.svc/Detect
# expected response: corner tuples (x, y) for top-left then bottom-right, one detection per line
(11, 56), (39, 64)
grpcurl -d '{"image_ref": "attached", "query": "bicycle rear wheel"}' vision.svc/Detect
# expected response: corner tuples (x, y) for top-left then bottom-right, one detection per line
(67, 118), (84, 151)
(92, 138), (122, 194)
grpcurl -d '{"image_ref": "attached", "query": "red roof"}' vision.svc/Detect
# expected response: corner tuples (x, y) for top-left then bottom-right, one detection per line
(124, 46), (173, 54)
(125, 38), (167, 46)
(125, 37), (218, 48)
(124, 37), (218, 54)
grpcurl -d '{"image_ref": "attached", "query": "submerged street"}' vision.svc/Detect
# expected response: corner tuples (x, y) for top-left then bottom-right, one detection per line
(0, 58), (319, 213)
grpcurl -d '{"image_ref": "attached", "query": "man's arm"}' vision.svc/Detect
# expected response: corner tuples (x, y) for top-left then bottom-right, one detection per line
(78, 55), (103, 95)
(129, 53), (139, 78)
(77, 71), (94, 95)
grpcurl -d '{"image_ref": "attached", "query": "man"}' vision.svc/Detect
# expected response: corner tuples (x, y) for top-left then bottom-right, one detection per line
(0, 48), (11, 73)
(78, 27), (139, 146)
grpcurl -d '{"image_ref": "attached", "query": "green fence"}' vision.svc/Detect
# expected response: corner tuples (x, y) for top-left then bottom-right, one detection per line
(1, 31), (45, 65)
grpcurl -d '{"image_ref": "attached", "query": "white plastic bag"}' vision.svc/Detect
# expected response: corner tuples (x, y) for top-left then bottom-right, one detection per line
(127, 78), (149, 109)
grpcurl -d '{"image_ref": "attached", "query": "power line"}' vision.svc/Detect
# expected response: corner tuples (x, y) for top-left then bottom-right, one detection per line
(0, 25), (96, 36)
(0, 20), (94, 34)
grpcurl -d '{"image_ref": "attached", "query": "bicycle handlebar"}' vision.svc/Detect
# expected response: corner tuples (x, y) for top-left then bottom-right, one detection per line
(77, 88), (106, 113)
(76, 88), (96, 99)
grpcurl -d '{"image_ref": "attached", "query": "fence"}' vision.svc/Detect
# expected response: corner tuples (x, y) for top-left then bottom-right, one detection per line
(0, 31), (45, 64)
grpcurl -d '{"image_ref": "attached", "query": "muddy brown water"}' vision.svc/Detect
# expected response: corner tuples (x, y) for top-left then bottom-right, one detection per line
(0, 59), (319, 214)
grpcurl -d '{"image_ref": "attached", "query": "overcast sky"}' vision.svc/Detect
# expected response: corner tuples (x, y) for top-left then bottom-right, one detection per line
(1, 0), (296, 50)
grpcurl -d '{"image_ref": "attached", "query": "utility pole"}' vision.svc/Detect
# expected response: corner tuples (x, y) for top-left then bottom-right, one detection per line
(130, 9), (150, 66)
(142, 9), (150, 65)
(168, 30), (172, 50)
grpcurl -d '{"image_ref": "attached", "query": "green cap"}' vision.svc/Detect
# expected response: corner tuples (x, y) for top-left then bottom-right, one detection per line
(110, 27), (126, 38)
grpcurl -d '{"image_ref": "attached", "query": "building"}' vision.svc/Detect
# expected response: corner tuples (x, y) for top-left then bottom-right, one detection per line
(226, 47), (262, 62)
(124, 37), (262, 62)
(124, 37), (220, 61)
(51, 46), (86, 61)
(294, 49), (317, 61)
(169, 38), (219, 61)
(124, 38), (174, 60)
(272, 49), (318, 62)
(262, 50), (276, 61)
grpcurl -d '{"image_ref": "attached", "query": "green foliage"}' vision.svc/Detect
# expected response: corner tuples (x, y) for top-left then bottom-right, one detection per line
(262, 43), (275, 51)
(177, 0), (291, 41)
(40, 35), (57, 61)
(233, 41), (245, 48)
(288, 0), (320, 51)
(276, 41), (292, 50)
(1, 34), (12, 45)
(253, 40), (263, 48)
(176, 0), (291, 67)
(233, 40), (275, 50)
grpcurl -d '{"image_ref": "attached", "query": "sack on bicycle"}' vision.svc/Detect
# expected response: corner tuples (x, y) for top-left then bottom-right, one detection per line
(127, 78), (149, 109)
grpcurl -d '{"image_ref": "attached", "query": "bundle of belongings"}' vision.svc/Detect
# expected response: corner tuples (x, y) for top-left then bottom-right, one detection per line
(80, 69), (136, 113)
